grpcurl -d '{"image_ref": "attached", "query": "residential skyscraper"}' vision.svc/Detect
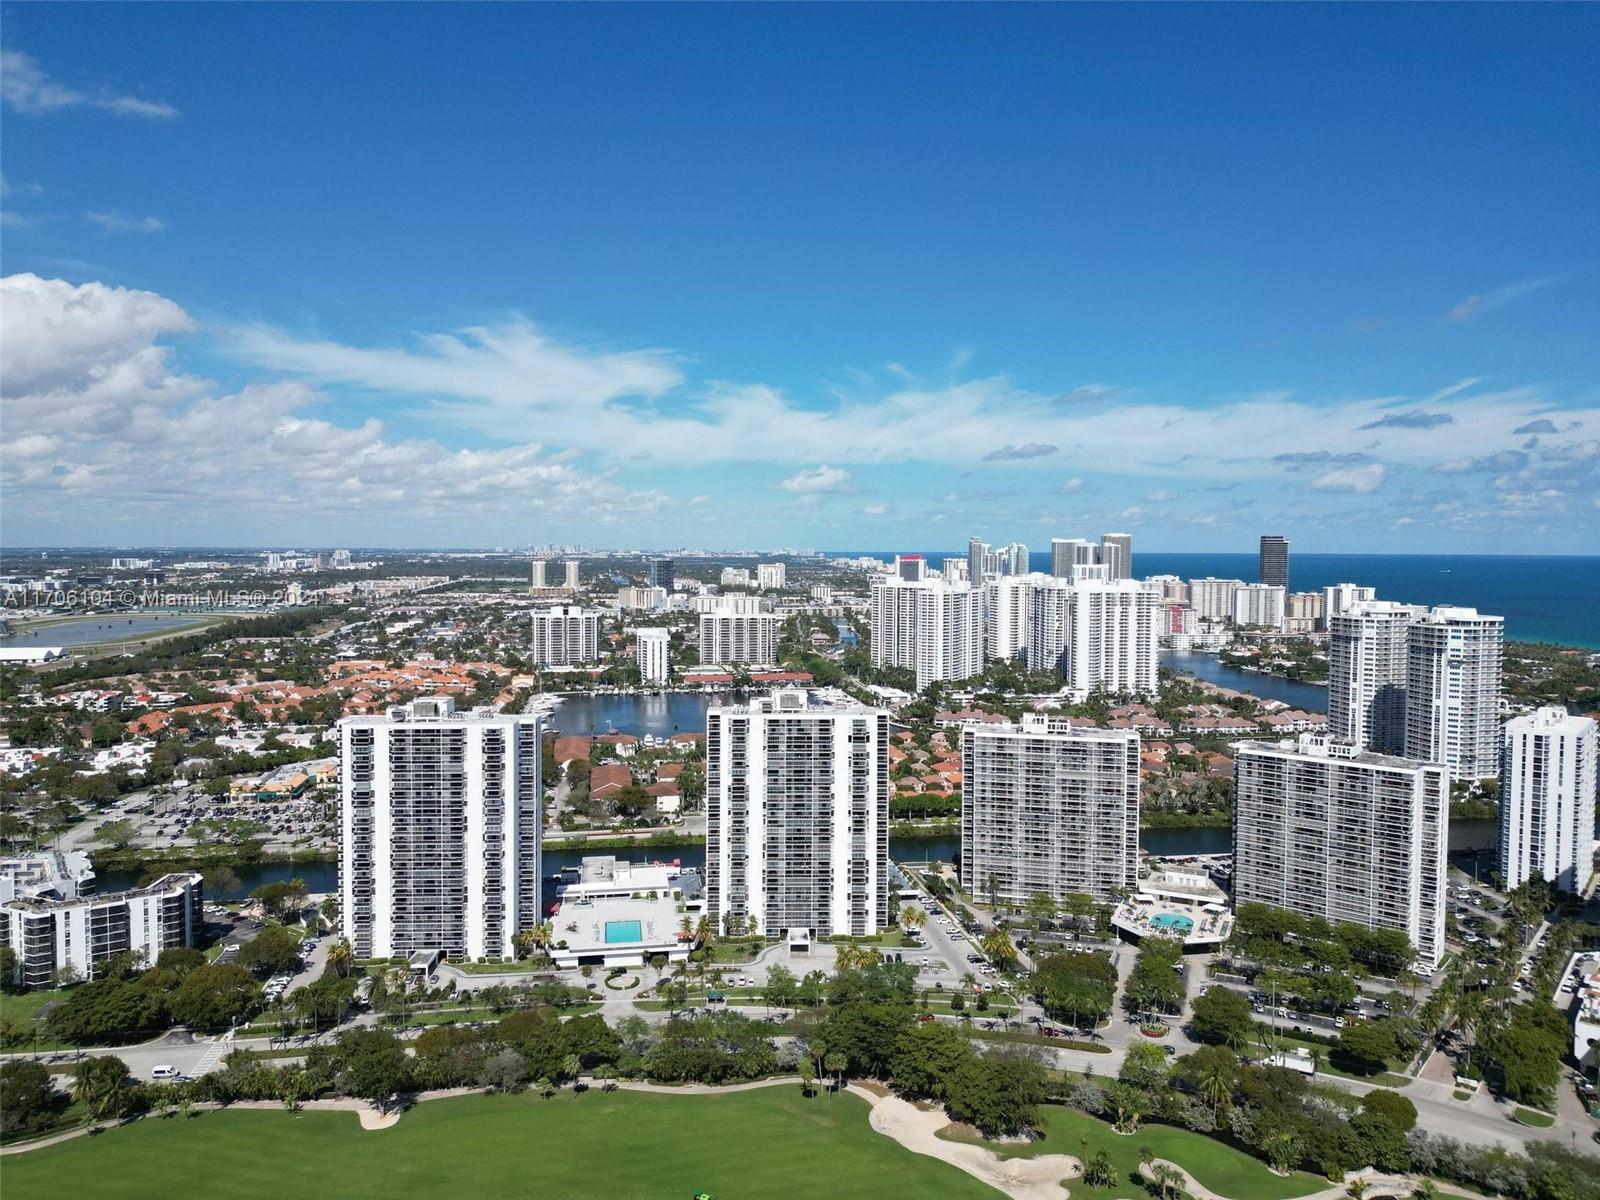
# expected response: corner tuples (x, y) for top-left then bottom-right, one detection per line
(1327, 601), (1425, 754)
(636, 627), (670, 684)
(984, 573), (1038, 661)
(1025, 575), (1073, 674)
(1050, 538), (1097, 578)
(705, 690), (889, 937)
(894, 554), (927, 582)
(961, 716), (1139, 907)
(756, 562), (787, 589)
(648, 558), (675, 592)
(1064, 580), (1160, 697)
(869, 575), (983, 690)
(1100, 532), (1133, 581)
(1231, 583), (1286, 630)
(1189, 577), (1246, 621)
(563, 560), (581, 590)
(339, 697), (542, 961)
(1233, 734), (1446, 968)
(1258, 535), (1289, 589)
(531, 604), (601, 666)
(698, 610), (781, 665)
(967, 537), (987, 585)
(998, 542), (1030, 576)
(1405, 606), (1505, 782)
(1500, 708), (1597, 893)
(1323, 582), (1377, 629)
(529, 559), (548, 589)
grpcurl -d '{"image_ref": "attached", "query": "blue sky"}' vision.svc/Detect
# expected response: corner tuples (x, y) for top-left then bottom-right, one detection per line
(2, 3), (1597, 552)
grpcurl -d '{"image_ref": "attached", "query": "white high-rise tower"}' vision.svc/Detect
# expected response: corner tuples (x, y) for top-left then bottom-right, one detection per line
(1404, 606), (1504, 782)
(1500, 708), (1597, 893)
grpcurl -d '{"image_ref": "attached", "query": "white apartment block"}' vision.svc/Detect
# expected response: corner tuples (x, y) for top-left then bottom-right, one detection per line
(1500, 707), (1598, 893)
(698, 610), (781, 665)
(705, 690), (889, 937)
(1, 853), (202, 990)
(1025, 575), (1073, 674)
(810, 583), (834, 603)
(692, 594), (770, 614)
(985, 573), (1038, 661)
(960, 716), (1139, 906)
(721, 566), (752, 587)
(563, 560), (581, 590)
(531, 604), (601, 666)
(1405, 606), (1505, 782)
(529, 559), (549, 589)
(1189, 577), (1246, 621)
(870, 575), (983, 690)
(1233, 734), (1447, 968)
(1100, 532), (1133, 580)
(1050, 538), (1098, 578)
(1064, 580), (1160, 697)
(617, 586), (668, 612)
(894, 554), (929, 581)
(635, 627), (671, 684)
(339, 697), (542, 961)
(1323, 582), (1377, 628)
(756, 562), (787, 590)
(1327, 601), (1425, 754)
(1284, 591), (1325, 634)
(1231, 583), (1286, 630)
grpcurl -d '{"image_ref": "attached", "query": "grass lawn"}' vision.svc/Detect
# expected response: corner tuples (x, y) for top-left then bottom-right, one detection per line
(1513, 1108), (1556, 1128)
(0, 1086), (1001, 1200)
(1453, 1090), (1473, 1101)
(940, 1104), (1324, 1200)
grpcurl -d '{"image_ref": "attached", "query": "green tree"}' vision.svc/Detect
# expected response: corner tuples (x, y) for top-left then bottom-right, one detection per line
(171, 963), (261, 1032)
(72, 1055), (132, 1123)
(1190, 986), (1254, 1048)
(0, 1060), (64, 1136)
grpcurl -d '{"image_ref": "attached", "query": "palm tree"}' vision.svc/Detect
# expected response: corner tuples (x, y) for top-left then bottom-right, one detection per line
(1264, 1129), (1301, 1175)
(980, 928), (1018, 970)
(985, 872), (1001, 911)
(824, 1051), (847, 1097)
(327, 938), (355, 979)
(1346, 1178), (1369, 1200)
(1152, 1164), (1183, 1200)
(1411, 1180), (1439, 1200)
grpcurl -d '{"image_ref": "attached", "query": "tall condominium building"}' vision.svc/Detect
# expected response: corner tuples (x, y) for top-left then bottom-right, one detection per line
(984, 573), (1039, 661)
(894, 554), (927, 582)
(692, 593), (770, 615)
(339, 697), (541, 961)
(1234, 734), (1447, 968)
(1259, 535), (1289, 589)
(1050, 538), (1097, 578)
(1025, 575), (1073, 673)
(1327, 601), (1425, 754)
(531, 604), (601, 665)
(705, 690), (889, 937)
(998, 542), (1030, 576)
(635, 627), (670, 684)
(756, 562), (787, 590)
(1, 851), (202, 990)
(869, 575), (983, 690)
(1146, 575), (1189, 604)
(698, 610), (781, 665)
(1231, 583), (1286, 630)
(967, 537), (987, 585)
(563, 560), (581, 590)
(648, 558), (675, 592)
(961, 716), (1139, 907)
(529, 558), (549, 589)
(1405, 606), (1505, 782)
(1284, 591), (1325, 634)
(941, 558), (968, 583)
(720, 566), (752, 587)
(1189, 577), (1245, 621)
(1500, 708), (1597, 893)
(1099, 532), (1133, 581)
(1064, 580), (1160, 697)
(1323, 582), (1377, 629)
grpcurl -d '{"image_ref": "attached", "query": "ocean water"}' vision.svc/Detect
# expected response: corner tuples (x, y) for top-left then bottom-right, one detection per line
(837, 552), (1600, 648)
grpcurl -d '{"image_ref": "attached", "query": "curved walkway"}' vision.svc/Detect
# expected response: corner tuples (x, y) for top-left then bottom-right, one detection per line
(1140, 1159), (1418, 1200)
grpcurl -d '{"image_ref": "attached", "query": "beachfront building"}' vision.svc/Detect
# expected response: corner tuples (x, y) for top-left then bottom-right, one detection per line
(705, 690), (890, 937)
(1, 851), (202, 990)
(1500, 707), (1598, 894)
(1233, 733), (1447, 968)
(339, 697), (542, 961)
(1405, 606), (1505, 782)
(869, 575), (983, 690)
(531, 604), (601, 666)
(960, 715), (1138, 907)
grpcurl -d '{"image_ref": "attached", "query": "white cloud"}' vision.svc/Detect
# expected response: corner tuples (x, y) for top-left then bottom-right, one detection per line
(0, 50), (178, 119)
(777, 464), (852, 493)
(85, 211), (167, 234)
(1057, 477), (1084, 493)
(0, 274), (664, 532)
(1309, 464), (1387, 494)
(1144, 489), (1177, 503)
(862, 503), (888, 515)
(1446, 276), (1562, 323)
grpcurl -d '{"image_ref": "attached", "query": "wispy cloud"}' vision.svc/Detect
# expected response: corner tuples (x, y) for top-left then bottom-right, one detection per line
(776, 464), (853, 493)
(1359, 410), (1454, 431)
(0, 50), (179, 119)
(1309, 464), (1387, 494)
(1446, 276), (1562, 323)
(86, 211), (167, 234)
(983, 442), (1057, 461)
(1057, 477), (1084, 493)
(1272, 450), (1370, 466)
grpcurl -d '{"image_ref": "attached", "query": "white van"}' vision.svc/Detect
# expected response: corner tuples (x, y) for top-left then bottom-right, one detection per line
(151, 1065), (180, 1080)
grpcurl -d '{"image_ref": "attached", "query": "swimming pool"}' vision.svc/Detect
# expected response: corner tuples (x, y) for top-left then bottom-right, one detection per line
(604, 920), (643, 944)
(1150, 913), (1194, 934)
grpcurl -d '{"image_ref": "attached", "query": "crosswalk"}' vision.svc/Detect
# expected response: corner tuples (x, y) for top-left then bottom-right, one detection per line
(190, 1032), (233, 1077)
